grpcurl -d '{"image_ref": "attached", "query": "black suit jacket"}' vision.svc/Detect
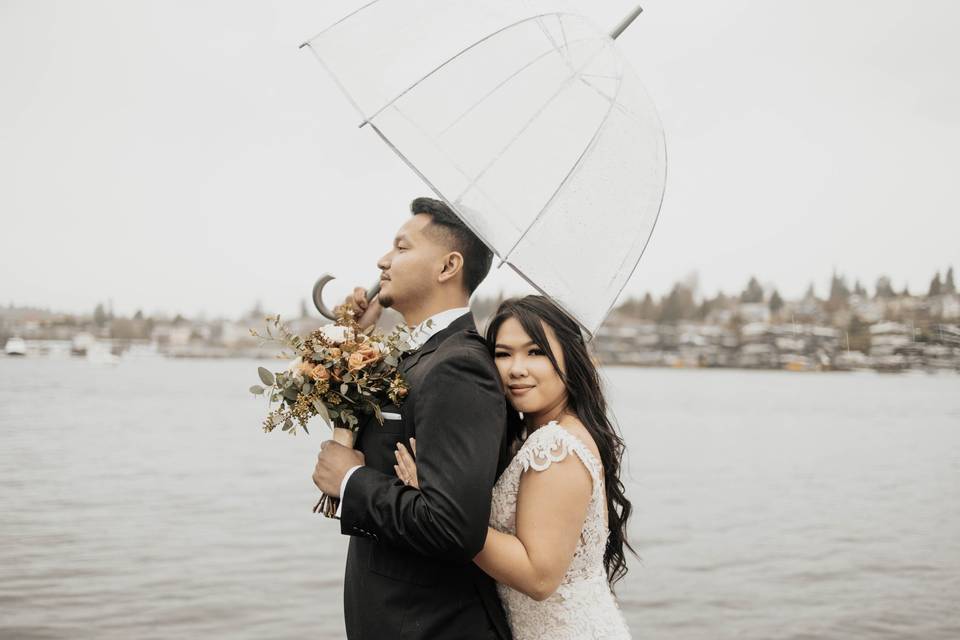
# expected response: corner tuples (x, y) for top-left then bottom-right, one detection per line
(339, 312), (513, 640)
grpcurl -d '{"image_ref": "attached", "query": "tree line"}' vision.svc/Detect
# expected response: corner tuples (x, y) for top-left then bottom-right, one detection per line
(614, 267), (956, 324)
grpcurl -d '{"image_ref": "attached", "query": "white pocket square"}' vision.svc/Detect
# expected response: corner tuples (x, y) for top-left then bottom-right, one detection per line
(381, 411), (402, 420)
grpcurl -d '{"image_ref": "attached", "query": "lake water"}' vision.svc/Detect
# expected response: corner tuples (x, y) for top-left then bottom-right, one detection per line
(1, 358), (958, 639)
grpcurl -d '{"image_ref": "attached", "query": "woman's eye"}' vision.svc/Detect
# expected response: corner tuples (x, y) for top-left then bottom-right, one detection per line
(529, 348), (545, 356)
(494, 352), (509, 358)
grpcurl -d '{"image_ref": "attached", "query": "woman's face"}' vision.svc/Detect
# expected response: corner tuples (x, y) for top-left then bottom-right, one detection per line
(493, 316), (567, 418)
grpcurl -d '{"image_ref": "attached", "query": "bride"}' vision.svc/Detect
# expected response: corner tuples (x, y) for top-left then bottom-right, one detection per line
(393, 295), (635, 639)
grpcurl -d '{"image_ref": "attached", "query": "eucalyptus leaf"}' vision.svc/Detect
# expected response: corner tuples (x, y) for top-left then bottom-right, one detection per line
(340, 383), (349, 395)
(249, 385), (265, 395)
(302, 382), (313, 395)
(282, 418), (293, 431)
(312, 399), (331, 427)
(258, 367), (275, 386)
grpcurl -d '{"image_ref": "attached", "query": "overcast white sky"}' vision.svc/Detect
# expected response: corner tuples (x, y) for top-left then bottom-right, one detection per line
(2, 1), (958, 319)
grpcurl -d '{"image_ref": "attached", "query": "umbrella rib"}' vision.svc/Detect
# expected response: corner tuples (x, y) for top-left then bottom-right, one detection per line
(534, 14), (582, 77)
(453, 38), (613, 226)
(299, 0), (384, 47)
(600, 126), (667, 331)
(437, 34), (597, 138)
(365, 119), (506, 264)
(558, 15), (570, 58)
(387, 104), (510, 235)
(359, 12), (579, 126)
(578, 75), (638, 123)
(505, 262), (595, 339)
(498, 52), (626, 266)
(302, 43), (370, 123)
(532, 14), (565, 64)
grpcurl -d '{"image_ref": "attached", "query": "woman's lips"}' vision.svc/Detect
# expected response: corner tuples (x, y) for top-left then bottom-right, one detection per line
(509, 385), (534, 396)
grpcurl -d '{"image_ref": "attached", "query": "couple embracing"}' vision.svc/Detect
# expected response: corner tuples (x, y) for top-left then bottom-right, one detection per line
(312, 197), (634, 639)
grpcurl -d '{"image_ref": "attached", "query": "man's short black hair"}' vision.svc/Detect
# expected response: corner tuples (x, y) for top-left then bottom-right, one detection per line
(410, 197), (493, 295)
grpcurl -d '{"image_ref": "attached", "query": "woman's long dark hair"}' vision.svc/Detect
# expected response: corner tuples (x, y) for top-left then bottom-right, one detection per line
(484, 295), (636, 587)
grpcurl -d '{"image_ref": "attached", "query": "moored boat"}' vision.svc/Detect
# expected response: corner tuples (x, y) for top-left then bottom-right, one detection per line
(4, 337), (27, 356)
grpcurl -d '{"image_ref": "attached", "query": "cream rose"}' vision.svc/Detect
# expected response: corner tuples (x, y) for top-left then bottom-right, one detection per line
(347, 351), (368, 372)
(319, 324), (352, 344)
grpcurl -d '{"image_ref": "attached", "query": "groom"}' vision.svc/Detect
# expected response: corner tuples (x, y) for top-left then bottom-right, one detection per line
(312, 197), (513, 640)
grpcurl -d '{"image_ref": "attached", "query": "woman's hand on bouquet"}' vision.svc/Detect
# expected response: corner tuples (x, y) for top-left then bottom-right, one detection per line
(394, 438), (419, 489)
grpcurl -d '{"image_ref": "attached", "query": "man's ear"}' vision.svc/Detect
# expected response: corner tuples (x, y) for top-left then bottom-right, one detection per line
(437, 251), (464, 284)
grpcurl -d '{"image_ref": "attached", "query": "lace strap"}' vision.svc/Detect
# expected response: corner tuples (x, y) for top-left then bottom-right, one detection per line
(516, 422), (603, 483)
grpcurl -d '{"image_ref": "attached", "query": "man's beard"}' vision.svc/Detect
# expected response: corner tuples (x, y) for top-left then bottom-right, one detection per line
(377, 290), (395, 309)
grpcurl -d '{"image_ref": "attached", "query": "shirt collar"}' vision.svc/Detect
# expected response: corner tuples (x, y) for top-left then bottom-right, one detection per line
(409, 307), (471, 349)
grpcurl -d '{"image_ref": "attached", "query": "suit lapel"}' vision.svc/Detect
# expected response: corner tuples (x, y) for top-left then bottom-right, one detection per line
(357, 312), (476, 446)
(400, 312), (476, 375)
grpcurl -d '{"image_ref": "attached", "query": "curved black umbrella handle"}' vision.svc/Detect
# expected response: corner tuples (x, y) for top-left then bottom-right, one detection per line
(312, 274), (381, 320)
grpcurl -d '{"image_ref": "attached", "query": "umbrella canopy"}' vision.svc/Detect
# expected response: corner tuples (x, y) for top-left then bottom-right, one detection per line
(302, 0), (666, 335)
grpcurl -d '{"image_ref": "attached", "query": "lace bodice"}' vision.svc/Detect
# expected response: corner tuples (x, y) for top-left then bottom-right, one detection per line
(489, 421), (631, 639)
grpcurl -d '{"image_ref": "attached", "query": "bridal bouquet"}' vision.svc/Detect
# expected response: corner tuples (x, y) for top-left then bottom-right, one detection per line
(248, 309), (420, 516)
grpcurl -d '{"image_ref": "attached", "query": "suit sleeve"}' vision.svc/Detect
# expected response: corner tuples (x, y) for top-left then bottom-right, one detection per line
(339, 346), (506, 562)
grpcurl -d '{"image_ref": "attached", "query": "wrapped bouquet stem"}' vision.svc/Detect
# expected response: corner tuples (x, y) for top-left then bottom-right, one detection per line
(311, 424), (356, 518)
(248, 309), (420, 518)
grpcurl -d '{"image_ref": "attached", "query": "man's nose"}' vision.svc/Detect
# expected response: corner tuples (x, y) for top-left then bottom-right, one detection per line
(377, 252), (391, 271)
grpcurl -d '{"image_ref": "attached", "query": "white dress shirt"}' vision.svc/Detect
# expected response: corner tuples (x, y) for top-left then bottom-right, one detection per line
(335, 306), (471, 518)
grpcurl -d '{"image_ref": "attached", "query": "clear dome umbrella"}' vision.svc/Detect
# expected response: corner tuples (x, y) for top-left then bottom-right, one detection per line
(304, 1), (665, 336)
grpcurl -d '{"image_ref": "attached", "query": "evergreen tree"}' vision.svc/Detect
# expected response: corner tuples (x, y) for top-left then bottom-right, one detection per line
(945, 267), (956, 294)
(639, 293), (657, 320)
(769, 290), (784, 314)
(928, 271), (942, 297)
(853, 280), (867, 297)
(828, 271), (851, 308)
(133, 309), (144, 321)
(875, 276), (895, 298)
(93, 303), (107, 327)
(805, 282), (817, 299)
(740, 276), (765, 303)
(659, 283), (697, 323)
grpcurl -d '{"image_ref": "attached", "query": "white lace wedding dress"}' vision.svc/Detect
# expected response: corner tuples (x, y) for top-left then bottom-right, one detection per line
(489, 421), (632, 639)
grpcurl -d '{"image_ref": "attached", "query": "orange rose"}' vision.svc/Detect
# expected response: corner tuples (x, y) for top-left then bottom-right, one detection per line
(358, 344), (380, 364)
(309, 364), (330, 381)
(298, 361), (315, 377)
(347, 351), (367, 372)
(328, 348), (342, 359)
